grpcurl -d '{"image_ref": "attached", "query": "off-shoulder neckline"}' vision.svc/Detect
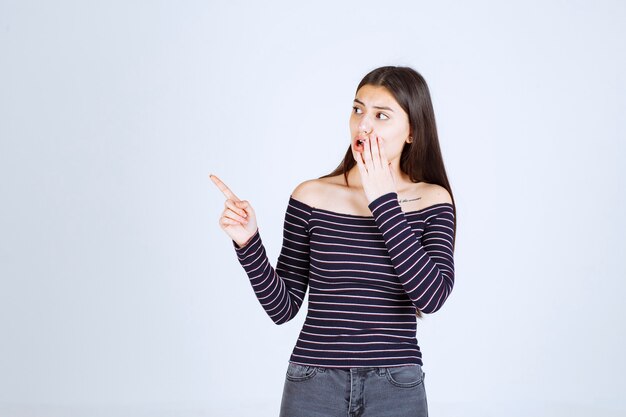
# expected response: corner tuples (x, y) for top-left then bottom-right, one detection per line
(289, 195), (453, 219)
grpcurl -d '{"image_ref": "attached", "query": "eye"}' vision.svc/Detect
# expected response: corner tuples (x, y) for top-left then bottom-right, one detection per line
(352, 106), (362, 114)
(377, 112), (389, 120)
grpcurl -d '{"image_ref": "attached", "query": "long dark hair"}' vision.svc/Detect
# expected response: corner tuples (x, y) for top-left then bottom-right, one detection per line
(320, 65), (457, 318)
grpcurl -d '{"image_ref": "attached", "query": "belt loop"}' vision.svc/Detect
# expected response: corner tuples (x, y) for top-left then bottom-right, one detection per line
(377, 367), (386, 376)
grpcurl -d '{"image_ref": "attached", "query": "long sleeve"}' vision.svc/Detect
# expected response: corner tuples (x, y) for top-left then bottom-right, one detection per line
(232, 197), (312, 325)
(368, 191), (455, 314)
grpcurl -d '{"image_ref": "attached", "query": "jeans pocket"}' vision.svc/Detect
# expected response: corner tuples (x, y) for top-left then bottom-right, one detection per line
(385, 364), (424, 388)
(285, 362), (319, 382)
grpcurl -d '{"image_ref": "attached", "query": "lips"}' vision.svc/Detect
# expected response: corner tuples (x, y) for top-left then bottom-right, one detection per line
(354, 135), (368, 152)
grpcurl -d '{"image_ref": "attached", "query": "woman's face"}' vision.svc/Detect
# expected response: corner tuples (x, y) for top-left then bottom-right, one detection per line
(350, 84), (411, 160)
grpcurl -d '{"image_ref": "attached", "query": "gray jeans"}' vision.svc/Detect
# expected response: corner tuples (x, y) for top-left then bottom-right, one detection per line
(279, 362), (428, 417)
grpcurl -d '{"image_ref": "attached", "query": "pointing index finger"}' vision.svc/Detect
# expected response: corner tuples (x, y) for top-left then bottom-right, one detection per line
(209, 174), (241, 201)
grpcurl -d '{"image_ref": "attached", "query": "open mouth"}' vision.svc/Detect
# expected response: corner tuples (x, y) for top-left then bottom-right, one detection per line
(354, 137), (367, 152)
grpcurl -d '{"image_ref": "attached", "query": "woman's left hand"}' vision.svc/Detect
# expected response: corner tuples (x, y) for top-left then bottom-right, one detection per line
(352, 134), (398, 203)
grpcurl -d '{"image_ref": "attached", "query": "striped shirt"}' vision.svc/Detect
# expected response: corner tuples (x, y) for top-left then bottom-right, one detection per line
(232, 191), (455, 368)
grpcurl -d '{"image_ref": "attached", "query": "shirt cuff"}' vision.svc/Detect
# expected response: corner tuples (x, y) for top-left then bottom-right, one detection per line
(232, 228), (261, 255)
(368, 192), (399, 213)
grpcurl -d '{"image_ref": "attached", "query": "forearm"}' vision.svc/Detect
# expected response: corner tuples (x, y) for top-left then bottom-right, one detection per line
(233, 229), (306, 324)
(368, 192), (455, 314)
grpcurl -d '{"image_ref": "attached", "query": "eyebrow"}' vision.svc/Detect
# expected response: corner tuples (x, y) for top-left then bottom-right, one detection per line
(353, 98), (395, 112)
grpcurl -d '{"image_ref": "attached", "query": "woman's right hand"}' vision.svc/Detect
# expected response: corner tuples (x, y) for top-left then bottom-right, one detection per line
(209, 174), (258, 248)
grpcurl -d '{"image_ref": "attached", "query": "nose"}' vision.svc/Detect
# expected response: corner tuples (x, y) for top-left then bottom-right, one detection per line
(358, 115), (372, 135)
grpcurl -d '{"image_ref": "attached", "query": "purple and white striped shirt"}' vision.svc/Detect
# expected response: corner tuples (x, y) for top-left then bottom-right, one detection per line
(232, 191), (455, 368)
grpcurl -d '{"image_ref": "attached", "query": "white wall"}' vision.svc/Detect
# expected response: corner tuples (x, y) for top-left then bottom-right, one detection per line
(1, 1), (624, 416)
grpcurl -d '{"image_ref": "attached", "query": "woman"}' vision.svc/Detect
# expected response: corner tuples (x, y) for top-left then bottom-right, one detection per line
(210, 66), (456, 417)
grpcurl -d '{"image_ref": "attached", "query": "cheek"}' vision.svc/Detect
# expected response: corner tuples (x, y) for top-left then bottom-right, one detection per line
(385, 125), (409, 147)
(385, 141), (402, 157)
(384, 138), (405, 157)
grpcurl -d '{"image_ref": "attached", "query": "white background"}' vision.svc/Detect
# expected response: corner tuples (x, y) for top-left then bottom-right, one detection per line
(1, 1), (625, 416)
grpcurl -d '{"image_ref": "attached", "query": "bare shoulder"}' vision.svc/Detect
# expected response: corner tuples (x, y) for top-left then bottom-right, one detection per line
(291, 179), (324, 207)
(423, 183), (453, 206)
(291, 175), (346, 209)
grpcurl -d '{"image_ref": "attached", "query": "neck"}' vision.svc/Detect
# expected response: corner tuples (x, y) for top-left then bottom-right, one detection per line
(346, 158), (407, 189)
